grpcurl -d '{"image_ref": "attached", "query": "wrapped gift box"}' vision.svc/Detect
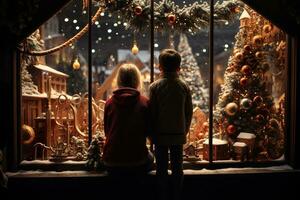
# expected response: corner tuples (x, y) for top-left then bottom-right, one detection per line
(203, 138), (229, 160)
(233, 142), (248, 161)
(237, 132), (256, 158)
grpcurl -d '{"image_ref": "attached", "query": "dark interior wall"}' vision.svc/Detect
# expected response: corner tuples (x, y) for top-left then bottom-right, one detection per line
(241, 0), (300, 37)
(5, 171), (300, 199)
(0, 0), (72, 47)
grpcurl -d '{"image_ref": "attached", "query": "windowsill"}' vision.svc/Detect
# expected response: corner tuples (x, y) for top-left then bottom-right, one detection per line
(6, 164), (296, 178)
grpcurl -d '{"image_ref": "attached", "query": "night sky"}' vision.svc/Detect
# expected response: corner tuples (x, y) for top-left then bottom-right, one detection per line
(44, 0), (240, 79)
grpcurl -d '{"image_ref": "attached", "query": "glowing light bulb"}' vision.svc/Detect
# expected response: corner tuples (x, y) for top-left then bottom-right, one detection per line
(73, 58), (80, 70)
(131, 44), (139, 55)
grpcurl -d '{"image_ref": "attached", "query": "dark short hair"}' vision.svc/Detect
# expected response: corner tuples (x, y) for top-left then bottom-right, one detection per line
(159, 49), (181, 72)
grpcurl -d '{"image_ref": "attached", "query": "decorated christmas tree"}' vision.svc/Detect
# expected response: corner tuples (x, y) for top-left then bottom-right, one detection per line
(178, 34), (209, 113)
(214, 8), (286, 160)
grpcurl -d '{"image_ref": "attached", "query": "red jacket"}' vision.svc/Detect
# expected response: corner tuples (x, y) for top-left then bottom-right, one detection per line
(103, 87), (150, 166)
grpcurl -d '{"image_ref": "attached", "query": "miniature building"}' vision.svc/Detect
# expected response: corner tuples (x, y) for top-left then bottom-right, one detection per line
(22, 64), (69, 160)
(28, 64), (69, 94)
(239, 9), (251, 28)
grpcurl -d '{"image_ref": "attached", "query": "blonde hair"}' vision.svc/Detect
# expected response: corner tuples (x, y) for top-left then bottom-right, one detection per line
(117, 63), (141, 89)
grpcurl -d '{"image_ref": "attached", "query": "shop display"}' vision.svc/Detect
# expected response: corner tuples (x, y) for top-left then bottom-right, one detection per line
(19, 1), (287, 165)
(214, 7), (286, 161)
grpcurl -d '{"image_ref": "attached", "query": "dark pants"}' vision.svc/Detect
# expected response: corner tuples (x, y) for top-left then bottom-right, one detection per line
(155, 145), (183, 200)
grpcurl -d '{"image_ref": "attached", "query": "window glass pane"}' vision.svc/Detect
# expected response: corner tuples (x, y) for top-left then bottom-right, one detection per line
(20, 1), (89, 163)
(213, 2), (287, 162)
(152, 0), (210, 162)
(91, 0), (151, 155)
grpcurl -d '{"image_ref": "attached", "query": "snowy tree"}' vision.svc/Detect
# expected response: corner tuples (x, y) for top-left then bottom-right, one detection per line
(177, 34), (209, 113)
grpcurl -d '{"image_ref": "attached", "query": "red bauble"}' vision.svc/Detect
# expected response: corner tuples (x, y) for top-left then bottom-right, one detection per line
(226, 124), (236, 135)
(240, 77), (248, 86)
(241, 65), (251, 75)
(167, 14), (176, 24)
(253, 95), (263, 104)
(134, 5), (143, 15)
(243, 45), (251, 52)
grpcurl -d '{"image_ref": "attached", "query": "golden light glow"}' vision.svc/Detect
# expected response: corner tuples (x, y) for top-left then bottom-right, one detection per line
(131, 44), (139, 55)
(73, 58), (80, 70)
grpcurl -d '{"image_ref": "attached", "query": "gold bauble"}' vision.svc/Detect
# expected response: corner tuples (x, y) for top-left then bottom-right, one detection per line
(235, 52), (243, 61)
(255, 51), (263, 59)
(225, 102), (238, 116)
(131, 44), (139, 55)
(252, 35), (263, 46)
(263, 24), (273, 34)
(72, 58), (80, 70)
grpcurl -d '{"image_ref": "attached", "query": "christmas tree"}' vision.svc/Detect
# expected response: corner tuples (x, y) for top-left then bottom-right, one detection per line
(21, 29), (43, 96)
(177, 33), (209, 113)
(214, 8), (286, 160)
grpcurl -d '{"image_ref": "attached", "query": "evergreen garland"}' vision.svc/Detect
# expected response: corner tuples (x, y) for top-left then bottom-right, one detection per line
(94, 0), (242, 33)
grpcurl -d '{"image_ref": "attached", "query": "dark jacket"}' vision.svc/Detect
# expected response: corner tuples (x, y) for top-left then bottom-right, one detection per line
(149, 72), (193, 145)
(103, 87), (150, 166)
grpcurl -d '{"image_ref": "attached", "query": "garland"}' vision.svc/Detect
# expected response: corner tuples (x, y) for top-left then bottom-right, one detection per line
(96, 0), (241, 33)
(19, 6), (104, 56)
(21, 0), (241, 55)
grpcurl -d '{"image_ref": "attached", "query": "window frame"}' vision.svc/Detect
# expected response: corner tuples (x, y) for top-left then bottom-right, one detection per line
(12, 0), (296, 171)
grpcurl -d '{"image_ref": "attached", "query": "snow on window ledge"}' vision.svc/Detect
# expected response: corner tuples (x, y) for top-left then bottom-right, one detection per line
(6, 165), (294, 178)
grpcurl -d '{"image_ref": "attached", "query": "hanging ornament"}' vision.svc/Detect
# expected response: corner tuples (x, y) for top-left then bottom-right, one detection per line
(73, 58), (80, 70)
(131, 33), (139, 55)
(234, 52), (243, 61)
(167, 14), (176, 25)
(225, 102), (238, 116)
(263, 24), (272, 34)
(243, 44), (251, 52)
(241, 65), (251, 76)
(226, 124), (236, 135)
(269, 118), (280, 129)
(131, 43), (139, 55)
(252, 35), (263, 46)
(255, 114), (264, 123)
(240, 98), (252, 110)
(261, 62), (270, 72)
(253, 95), (263, 104)
(255, 51), (264, 59)
(240, 77), (248, 86)
(134, 5), (143, 15)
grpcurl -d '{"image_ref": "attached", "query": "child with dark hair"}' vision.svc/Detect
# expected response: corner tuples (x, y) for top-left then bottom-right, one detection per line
(149, 49), (193, 200)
